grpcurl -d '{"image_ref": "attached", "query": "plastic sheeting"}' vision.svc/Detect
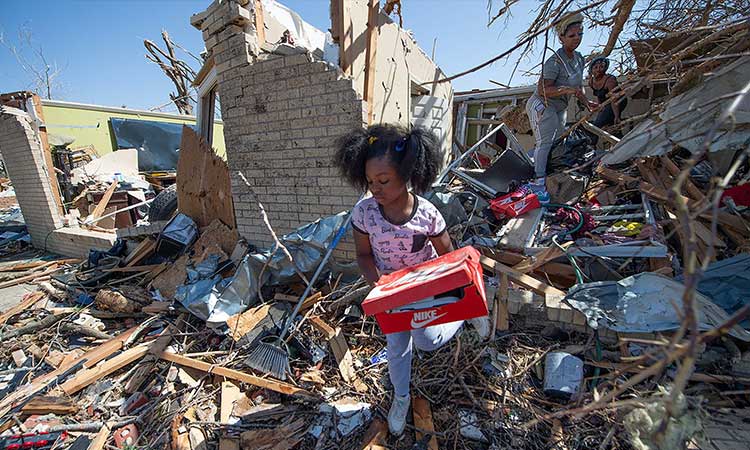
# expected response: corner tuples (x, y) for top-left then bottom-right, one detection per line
(174, 213), (346, 327)
(248, 211), (348, 286)
(676, 253), (750, 328)
(110, 118), (194, 172)
(262, 0), (325, 52)
(564, 272), (750, 341)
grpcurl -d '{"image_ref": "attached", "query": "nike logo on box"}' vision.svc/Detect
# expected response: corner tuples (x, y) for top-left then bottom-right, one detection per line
(410, 310), (448, 328)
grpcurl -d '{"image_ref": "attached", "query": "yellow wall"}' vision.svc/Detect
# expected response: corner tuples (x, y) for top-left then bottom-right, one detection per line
(41, 101), (226, 159)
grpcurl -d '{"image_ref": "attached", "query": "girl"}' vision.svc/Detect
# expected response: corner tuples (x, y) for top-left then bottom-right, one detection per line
(525, 12), (598, 195)
(333, 124), (462, 435)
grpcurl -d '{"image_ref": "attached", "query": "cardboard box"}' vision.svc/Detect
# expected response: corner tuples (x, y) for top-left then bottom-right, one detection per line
(362, 247), (488, 334)
(489, 190), (540, 218)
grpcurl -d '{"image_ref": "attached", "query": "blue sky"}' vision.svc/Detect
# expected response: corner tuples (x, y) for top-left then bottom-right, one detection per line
(0, 0), (610, 112)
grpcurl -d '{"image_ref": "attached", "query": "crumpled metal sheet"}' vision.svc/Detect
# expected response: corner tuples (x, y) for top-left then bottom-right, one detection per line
(175, 274), (224, 322)
(248, 212), (347, 286)
(211, 254), (261, 325)
(601, 56), (750, 165)
(564, 272), (750, 341)
(676, 253), (750, 328)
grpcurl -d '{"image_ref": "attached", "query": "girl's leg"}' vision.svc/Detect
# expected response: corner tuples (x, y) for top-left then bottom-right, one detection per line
(411, 320), (464, 352)
(386, 331), (413, 435)
(386, 331), (413, 397)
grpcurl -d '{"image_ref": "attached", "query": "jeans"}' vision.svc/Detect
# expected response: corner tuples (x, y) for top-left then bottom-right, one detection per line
(386, 320), (464, 396)
(526, 94), (567, 178)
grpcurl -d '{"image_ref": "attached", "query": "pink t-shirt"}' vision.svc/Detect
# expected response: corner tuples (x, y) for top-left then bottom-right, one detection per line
(351, 194), (447, 274)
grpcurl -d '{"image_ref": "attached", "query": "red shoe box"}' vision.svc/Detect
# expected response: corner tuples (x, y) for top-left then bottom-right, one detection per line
(361, 246), (488, 334)
(489, 190), (540, 219)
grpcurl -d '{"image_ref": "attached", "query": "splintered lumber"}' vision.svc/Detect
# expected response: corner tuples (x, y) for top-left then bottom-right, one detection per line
(104, 264), (163, 273)
(493, 274), (510, 332)
(480, 256), (566, 298)
(491, 250), (577, 284)
(90, 182), (118, 221)
(512, 242), (571, 274)
(225, 304), (271, 341)
(61, 344), (151, 395)
(221, 381), (242, 424)
(598, 166), (749, 234)
(0, 265), (63, 290)
(413, 397), (439, 450)
(363, 0), (379, 124)
(124, 237), (157, 267)
(273, 292), (322, 312)
(360, 418), (388, 450)
(660, 156), (705, 201)
(177, 127), (235, 228)
(310, 316), (368, 392)
(158, 352), (319, 400)
(0, 324), (142, 418)
(21, 396), (77, 415)
(0, 292), (45, 324)
(0, 258), (78, 272)
(89, 423), (111, 450)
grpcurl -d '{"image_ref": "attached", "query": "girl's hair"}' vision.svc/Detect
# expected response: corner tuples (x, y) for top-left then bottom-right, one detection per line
(333, 124), (441, 194)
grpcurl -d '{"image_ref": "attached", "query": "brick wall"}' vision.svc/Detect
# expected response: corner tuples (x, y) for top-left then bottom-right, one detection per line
(196, 0), (366, 260)
(0, 107), (63, 245)
(0, 106), (116, 257)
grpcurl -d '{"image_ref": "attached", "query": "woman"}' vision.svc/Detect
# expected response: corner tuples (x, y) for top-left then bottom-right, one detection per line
(589, 56), (627, 129)
(525, 12), (598, 194)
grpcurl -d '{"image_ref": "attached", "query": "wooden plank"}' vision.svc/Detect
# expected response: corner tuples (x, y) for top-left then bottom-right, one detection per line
(21, 396), (77, 415)
(253, 0), (265, 44)
(360, 418), (388, 450)
(0, 292), (44, 325)
(60, 345), (151, 395)
(0, 265), (62, 289)
(225, 304), (271, 341)
(88, 423), (111, 450)
(332, 0), (352, 76)
(89, 182), (118, 221)
(30, 93), (64, 215)
(104, 264), (163, 273)
(512, 242), (571, 274)
(273, 291), (322, 312)
(177, 127), (235, 229)
(491, 250), (577, 282)
(494, 274), (510, 332)
(412, 397), (438, 450)
(363, 0), (379, 124)
(660, 156), (705, 201)
(221, 381), (242, 424)
(159, 352), (319, 400)
(480, 256), (566, 298)
(124, 237), (157, 267)
(309, 317), (368, 392)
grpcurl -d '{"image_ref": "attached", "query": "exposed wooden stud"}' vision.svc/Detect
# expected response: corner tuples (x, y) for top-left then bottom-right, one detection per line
(253, 0), (266, 44)
(363, 0), (379, 124)
(412, 397), (438, 450)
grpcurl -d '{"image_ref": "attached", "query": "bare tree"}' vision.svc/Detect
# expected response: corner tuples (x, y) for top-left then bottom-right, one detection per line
(0, 24), (64, 99)
(144, 30), (201, 115)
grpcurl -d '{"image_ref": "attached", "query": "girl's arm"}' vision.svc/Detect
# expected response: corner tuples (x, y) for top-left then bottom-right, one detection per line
(606, 76), (621, 122)
(429, 231), (454, 256)
(354, 230), (380, 285)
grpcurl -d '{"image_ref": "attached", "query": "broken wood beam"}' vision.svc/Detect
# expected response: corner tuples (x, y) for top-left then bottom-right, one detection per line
(158, 352), (319, 401)
(480, 256), (566, 298)
(60, 344), (151, 395)
(363, 0), (379, 124)
(89, 182), (118, 221)
(0, 292), (45, 325)
(309, 316), (368, 393)
(412, 397), (438, 450)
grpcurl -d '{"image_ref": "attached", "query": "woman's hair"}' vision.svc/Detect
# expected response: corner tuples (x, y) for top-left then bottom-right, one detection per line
(589, 56), (610, 73)
(333, 124), (441, 194)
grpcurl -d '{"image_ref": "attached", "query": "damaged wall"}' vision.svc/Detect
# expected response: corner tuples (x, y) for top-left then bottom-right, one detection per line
(335, 0), (454, 158)
(0, 106), (116, 258)
(193, 0), (365, 257)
